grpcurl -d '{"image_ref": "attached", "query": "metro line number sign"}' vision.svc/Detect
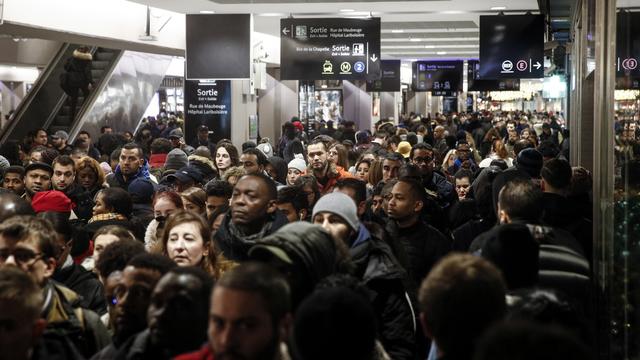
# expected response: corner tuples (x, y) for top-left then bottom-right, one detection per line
(280, 17), (382, 80)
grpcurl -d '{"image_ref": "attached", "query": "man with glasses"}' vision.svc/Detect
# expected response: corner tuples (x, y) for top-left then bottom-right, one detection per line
(410, 143), (456, 209)
(0, 215), (110, 358)
(447, 141), (478, 175)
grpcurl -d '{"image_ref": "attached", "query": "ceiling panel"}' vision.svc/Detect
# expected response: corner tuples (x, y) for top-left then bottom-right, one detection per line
(133, 0), (539, 60)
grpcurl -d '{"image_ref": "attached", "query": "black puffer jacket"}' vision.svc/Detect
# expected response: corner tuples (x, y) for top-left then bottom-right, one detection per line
(214, 210), (289, 261)
(351, 223), (416, 360)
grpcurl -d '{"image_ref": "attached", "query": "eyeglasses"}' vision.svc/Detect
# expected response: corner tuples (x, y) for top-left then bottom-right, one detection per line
(0, 248), (43, 266)
(413, 157), (433, 164)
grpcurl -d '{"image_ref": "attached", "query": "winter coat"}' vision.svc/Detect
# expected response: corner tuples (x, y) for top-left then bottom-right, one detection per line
(351, 223), (416, 360)
(61, 49), (93, 94)
(214, 210), (289, 261)
(65, 183), (95, 222)
(106, 161), (152, 189)
(43, 281), (111, 358)
(385, 220), (451, 295)
(52, 259), (106, 315)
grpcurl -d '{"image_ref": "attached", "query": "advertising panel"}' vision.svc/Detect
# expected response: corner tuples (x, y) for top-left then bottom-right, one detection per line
(186, 14), (251, 79)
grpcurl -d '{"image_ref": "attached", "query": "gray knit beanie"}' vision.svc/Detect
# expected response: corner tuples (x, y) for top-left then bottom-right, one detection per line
(164, 148), (189, 171)
(0, 156), (9, 173)
(312, 192), (360, 232)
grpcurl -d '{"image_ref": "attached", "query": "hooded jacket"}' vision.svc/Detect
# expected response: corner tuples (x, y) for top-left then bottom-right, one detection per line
(188, 154), (218, 182)
(251, 222), (340, 309)
(106, 161), (152, 189)
(43, 281), (111, 358)
(351, 223), (416, 360)
(214, 210), (289, 262)
(63, 49), (93, 89)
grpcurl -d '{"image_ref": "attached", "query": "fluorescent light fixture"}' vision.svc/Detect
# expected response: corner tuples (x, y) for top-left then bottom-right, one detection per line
(391, 29), (405, 33)
(321, 84), (328, 89)
(340, 9), (355, 12)
(437, 51), (447, 55)
(441, 10), (464, 14)
(381, 28), (479, 34)
(382, 44), (479, 49)
(199, 10), (215, 14)
(382, 37), (478, 42)
(490, 6), (507, 10)
(259, 13), (284, 17)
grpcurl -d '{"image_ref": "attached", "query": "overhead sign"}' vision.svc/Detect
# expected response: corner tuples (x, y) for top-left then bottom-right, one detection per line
(467, 60), (520, 91)
(616, 11), (640, 88)
(280, 17), (381, 80)
(186, 14), (251, 79)
(479, 15), (544, 79)
(366, 60), (401, 92)
(184, 80), (231, 144)
(411, 61), (463, 92)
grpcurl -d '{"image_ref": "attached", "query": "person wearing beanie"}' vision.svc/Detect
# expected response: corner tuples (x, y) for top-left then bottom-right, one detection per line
(287, 156), (307, 185)
(256, 142), (274, 158)
(164, 148), (189, 171)
(490, 148), (543, 214)
(311, 191), (416, 360)
(31, 190), (75, 214)
(128, 178), (156, 234)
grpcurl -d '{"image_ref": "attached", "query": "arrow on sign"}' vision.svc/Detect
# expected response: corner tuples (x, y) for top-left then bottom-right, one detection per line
(533, 61), (542, 70)
(282, 28), (290, 36)
(370, 54), (378, 62)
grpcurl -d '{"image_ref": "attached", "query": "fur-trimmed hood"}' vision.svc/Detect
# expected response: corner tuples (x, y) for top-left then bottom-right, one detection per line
(73, 49), (93, 61)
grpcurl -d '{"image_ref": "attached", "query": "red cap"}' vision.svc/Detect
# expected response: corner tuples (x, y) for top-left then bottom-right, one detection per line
(31, 191), (75, 213)
(292, 121), (304, 132)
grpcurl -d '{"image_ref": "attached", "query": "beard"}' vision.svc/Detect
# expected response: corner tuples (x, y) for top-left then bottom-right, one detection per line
(214, 330), (280, 360)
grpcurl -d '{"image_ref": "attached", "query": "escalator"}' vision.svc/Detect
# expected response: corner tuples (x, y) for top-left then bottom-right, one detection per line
(0, 43), (123, 144)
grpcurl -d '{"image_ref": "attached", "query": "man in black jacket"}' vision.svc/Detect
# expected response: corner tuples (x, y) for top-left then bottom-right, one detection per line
(312, 192), (416, 360)
(52, 155), (94, 222)
(214, 173), (288, 261)
(410, 143), (456, 210)
(385, 177), (450, 294)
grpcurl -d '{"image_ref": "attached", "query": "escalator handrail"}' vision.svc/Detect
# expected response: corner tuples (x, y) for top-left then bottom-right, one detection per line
(0, 43), (71, 144)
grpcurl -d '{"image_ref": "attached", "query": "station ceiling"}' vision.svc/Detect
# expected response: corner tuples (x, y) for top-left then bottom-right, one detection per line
(131, 0), (541, 60)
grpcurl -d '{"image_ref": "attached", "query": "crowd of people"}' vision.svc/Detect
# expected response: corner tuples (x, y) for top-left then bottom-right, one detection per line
(0, 110), (595, 360)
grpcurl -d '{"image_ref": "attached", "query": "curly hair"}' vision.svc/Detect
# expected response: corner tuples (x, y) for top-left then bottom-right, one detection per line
(75, 156), (105, 187)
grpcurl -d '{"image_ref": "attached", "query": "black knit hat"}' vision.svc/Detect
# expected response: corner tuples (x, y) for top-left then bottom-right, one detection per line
(515, 148), (543, 178)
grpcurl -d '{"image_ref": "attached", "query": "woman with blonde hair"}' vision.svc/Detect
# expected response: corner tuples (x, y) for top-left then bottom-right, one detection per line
(160, 210), (233, 279)
(75, 156), (106, 198)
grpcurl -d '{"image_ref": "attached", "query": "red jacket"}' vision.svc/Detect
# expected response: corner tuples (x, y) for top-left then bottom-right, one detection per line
(173, 344), (213, 360)
(149, 153), (168, 169)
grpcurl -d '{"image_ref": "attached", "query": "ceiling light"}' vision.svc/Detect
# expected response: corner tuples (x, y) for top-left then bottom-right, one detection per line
(391, 29), (404, 33)
(340, 9), (355, 12)
(425, 45), (435, 49)
(409, 38), (421, 42)
(259, 13), (284, 17)
(321, 84), (328, 89)
(441, 10), (464, 14)
(490, 6), (507, 10)
(199, 10), (215, 14)
(437, 51), (447, 55)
